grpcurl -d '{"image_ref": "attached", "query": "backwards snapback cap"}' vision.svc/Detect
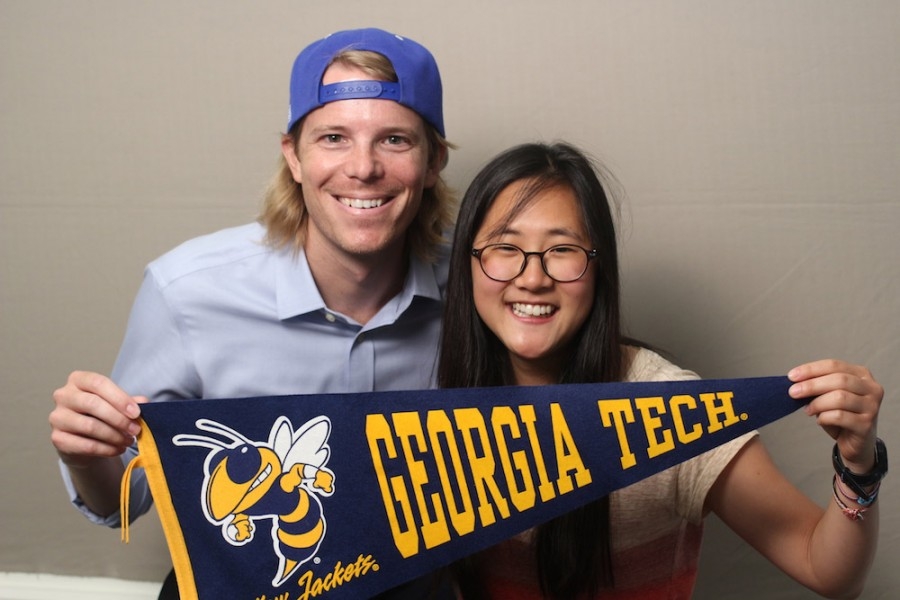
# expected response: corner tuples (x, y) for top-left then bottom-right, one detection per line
(287, 28), (444, 137)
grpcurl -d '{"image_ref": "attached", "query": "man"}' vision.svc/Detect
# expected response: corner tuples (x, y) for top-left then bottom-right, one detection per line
(49, 28), (453, 597)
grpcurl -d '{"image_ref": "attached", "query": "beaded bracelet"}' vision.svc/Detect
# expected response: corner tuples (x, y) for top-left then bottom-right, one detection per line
(834, 474), (881, 507)
(832, 476), (874, 521)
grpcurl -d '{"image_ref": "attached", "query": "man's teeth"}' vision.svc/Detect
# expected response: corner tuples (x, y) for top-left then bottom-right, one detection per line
(340, 197), (385, 209)
(512, 303), (555, 317)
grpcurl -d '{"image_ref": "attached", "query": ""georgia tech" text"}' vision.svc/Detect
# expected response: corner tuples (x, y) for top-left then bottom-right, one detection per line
(365, 390), (744, 557)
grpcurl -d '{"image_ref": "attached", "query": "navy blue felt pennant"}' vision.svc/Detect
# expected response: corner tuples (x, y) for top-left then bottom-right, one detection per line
(123, 376), (801, 599)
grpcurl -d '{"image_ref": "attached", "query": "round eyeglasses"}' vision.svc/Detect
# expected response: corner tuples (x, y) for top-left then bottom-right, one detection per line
(471, 243), (598, 283)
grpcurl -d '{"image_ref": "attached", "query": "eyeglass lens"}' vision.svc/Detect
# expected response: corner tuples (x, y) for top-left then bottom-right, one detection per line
(478, 244), (591, 282)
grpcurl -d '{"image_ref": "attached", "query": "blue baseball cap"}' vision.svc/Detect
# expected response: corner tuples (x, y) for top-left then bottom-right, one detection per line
(286, 28), (444, 137)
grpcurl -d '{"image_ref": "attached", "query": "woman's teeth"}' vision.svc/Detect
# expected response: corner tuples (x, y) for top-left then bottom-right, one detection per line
(340, 197), (385, 209)
(512, 303), (555, 317)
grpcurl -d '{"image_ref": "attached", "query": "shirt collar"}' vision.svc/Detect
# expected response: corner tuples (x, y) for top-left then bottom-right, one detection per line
(275, 245), (447, 321)
(275, 247), (324, 320)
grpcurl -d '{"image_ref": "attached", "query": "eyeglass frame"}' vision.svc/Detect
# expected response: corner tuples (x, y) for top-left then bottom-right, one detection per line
(470, 243), (599, 283)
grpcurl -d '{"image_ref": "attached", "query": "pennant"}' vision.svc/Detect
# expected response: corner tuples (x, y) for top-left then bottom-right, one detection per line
(122, 376), (802, 600)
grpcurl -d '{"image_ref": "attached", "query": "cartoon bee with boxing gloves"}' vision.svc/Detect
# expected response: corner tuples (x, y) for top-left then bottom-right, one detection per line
(173, 415), (335, 586)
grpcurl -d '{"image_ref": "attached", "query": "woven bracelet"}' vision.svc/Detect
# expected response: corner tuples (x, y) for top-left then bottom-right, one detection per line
(832, 477), (871, 521)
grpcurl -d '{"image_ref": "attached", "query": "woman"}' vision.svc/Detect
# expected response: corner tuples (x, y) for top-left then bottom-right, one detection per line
(438, 142), (884, 599)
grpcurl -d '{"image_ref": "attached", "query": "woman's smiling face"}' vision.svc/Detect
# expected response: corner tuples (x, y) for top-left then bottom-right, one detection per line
(471, 179), (597, 385)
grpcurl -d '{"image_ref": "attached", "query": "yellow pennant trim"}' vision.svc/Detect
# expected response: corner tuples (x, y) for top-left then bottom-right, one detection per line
(120, 419), (198, 599)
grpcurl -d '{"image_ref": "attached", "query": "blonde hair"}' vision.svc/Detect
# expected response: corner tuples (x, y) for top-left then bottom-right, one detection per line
(259, 50), (455, 262)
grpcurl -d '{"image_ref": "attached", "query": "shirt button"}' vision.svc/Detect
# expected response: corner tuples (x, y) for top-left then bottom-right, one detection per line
(324, 312), (336, 323)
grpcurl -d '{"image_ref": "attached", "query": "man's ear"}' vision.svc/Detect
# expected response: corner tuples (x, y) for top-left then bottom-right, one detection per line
(425, 144), (448, 188)
(281, 135), (303, 183)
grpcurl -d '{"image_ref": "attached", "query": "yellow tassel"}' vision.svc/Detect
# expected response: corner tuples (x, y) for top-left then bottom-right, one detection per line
(120, 455), (143, 543)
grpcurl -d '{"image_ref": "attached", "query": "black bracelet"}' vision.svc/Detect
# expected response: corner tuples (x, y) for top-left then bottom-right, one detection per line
(832, 438), (888, 503)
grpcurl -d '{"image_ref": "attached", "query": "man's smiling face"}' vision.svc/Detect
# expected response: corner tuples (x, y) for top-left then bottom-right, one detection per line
(282, 63), (439, 262)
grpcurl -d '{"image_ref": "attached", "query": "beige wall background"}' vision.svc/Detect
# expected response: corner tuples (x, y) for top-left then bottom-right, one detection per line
(1, 1), (897, 598)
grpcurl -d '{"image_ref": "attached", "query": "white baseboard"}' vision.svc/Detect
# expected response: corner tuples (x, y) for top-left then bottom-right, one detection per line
(0, 572), (159, 600)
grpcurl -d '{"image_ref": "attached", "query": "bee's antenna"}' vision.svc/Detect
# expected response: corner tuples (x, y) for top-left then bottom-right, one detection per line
(194, 418), (253, 445)
(172, 418), (253, 448)
(172, 434), (226, 450)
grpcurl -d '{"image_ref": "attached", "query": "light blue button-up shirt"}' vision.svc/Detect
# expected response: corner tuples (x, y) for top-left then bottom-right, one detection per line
(62, 221), (447, 525)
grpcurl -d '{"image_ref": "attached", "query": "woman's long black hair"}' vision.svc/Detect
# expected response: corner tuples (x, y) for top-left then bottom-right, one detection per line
(438, 142), (625, 598)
